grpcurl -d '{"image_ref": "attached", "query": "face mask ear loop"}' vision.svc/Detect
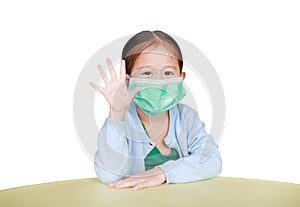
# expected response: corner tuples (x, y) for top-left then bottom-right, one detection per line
(126, 74), (131, 88)
(127, 74), (133, 82)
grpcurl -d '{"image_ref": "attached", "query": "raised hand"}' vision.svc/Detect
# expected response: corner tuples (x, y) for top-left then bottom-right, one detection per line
(89, 58), (140, 121)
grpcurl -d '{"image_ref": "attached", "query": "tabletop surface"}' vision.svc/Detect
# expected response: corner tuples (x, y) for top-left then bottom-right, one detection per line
(0, 177), (299, 207)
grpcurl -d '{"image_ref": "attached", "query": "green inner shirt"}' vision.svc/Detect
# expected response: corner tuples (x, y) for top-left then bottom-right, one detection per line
(142, 123), (179, 171)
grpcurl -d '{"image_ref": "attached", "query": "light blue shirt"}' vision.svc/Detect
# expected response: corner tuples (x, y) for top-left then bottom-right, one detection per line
(94, 102), (222, 184)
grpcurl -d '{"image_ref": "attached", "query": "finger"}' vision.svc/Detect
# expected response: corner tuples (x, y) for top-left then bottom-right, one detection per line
(109, 177), (129, 187)
(111, 178), (132, 188)
(120, 59), (126, 79)
(106, 58), (117, 81)
(132, 176), (163, 191)
(109, 180), (123, 187)
(132, 182), (146, 191)
(89, 82), (104, 93)
(97, 64), (110, 85)
(114, 178), (145, 189)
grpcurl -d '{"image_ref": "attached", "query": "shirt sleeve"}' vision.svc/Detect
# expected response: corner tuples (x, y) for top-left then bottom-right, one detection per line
(94, 118), (130, 184)
(156, 108), (222, 184)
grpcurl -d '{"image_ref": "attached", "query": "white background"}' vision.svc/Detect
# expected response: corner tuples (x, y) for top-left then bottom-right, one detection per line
(0, 0), (299, 190)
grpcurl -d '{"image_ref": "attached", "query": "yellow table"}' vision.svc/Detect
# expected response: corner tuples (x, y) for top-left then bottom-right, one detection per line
(0, 177), (299, 207)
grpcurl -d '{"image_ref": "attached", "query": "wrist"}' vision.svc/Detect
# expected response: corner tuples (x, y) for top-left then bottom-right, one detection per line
(155, 167), (167, 183)
(109, 109), (127, 121)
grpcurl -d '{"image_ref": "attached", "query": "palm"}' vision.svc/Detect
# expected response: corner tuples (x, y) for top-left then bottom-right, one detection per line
(89, 58), (139, 113)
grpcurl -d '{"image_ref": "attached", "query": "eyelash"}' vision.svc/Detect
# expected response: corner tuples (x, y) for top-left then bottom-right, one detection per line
(142, 71), (152, 75)
(164, 71), (174, 75)
(142, 71), (174, 76)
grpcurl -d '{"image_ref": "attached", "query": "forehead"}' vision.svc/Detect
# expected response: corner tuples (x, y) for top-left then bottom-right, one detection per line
(135, 52), (178, 66)
(132, 45), (180, 71)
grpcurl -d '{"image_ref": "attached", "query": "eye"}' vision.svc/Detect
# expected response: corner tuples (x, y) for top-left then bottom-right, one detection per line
(164, 71), (174, 76)
(142, 71), (152, 76)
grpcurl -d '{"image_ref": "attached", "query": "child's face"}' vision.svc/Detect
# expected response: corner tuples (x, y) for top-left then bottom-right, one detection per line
(130, 46), (185, 80)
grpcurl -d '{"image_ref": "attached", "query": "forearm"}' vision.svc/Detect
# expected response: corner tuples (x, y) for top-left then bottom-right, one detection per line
(158, 147), (222, 184)
(94, 118), (130, 182)
(109, 109), (127, 121)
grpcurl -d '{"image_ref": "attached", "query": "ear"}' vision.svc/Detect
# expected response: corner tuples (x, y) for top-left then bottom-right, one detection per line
(181, 72), (186, 81)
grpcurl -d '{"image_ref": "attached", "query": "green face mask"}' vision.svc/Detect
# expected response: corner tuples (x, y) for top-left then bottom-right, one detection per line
(128, 77), (186, 116)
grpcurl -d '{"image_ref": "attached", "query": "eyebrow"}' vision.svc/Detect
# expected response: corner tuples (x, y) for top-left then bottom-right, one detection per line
(137, 65), (178, 70)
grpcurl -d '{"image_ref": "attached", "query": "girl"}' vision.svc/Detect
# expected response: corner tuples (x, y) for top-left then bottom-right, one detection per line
(89, 30), (222, 191)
